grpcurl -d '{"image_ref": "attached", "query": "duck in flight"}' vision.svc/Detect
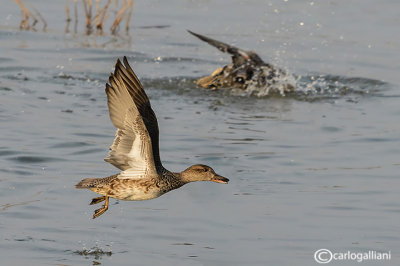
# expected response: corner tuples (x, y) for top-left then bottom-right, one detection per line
(75, 57), (229, 219)
(188, 30), (295, 94)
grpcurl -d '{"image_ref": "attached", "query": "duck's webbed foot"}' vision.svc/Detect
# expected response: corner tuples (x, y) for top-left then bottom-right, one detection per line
(92, 196), (109, 219)
(90, 196), (106, 205)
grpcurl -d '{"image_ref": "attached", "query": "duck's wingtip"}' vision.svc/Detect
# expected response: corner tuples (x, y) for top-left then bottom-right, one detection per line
(122, 56), (128, 65)
(122, 56), (132, 69)
(187, 30), (201, 38)
(113, 59), (123, 75)
(116, 58), (122, 66)
(105, 83), (112, 93)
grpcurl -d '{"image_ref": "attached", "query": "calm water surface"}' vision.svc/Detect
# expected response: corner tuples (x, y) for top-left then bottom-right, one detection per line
(1, 1), (399, 265)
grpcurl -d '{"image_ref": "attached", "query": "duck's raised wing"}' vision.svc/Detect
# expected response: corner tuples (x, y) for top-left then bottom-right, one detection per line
(188, 30), (266, 67)
(104, 57), (161, 178)
(188, 30), (242, 55)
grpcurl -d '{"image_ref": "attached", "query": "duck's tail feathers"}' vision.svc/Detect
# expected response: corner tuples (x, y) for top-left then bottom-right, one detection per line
(75, 178), (98, 189)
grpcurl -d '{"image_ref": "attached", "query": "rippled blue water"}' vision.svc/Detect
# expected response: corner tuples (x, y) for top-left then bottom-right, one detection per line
(1, 1), (399, 265)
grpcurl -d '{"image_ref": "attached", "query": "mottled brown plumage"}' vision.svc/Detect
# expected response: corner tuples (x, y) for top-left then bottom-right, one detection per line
(75, 57), (228, 219)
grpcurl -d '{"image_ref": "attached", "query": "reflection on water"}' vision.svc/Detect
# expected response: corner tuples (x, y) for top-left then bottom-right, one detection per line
(14, 0), (134, 36)
(14, 0), (47, 31)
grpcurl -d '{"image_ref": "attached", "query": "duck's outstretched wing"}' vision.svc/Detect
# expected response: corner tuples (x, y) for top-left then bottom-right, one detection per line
(187, 30), (270, 68)
(187, 30), (252, 59)
(104, 57), (161, 177)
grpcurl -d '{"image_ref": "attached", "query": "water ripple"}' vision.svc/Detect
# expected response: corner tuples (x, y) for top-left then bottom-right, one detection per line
(8, 156), (64, 163)
(51, 142), (93, 149)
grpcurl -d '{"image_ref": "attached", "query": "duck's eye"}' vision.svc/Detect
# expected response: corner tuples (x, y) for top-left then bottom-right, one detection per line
(236, 77), (245, 84)
(204, 168), (209, 172)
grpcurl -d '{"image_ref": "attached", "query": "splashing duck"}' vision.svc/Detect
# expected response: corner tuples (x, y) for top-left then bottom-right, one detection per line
(188, 30), (296, 95)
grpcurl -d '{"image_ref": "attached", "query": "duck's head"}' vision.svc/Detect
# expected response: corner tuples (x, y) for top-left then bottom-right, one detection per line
(196, 65), (246, 90)
(181, 164), (229, 184)
(196, 50), (266, 90)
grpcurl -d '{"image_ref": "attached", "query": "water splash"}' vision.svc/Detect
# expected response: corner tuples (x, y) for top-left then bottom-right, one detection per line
(143, 72), (388, 101)
(73, 246), (112, 260)
(242, 68), (298, 97)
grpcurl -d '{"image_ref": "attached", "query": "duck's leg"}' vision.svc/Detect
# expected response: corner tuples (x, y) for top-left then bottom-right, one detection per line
(92, 196), (109, 219)
(90, 196), (106, 205)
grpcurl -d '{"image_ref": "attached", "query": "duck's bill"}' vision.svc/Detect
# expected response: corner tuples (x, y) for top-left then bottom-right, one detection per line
(211, 174), (229, 184)
(196, 67), (224, 89)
